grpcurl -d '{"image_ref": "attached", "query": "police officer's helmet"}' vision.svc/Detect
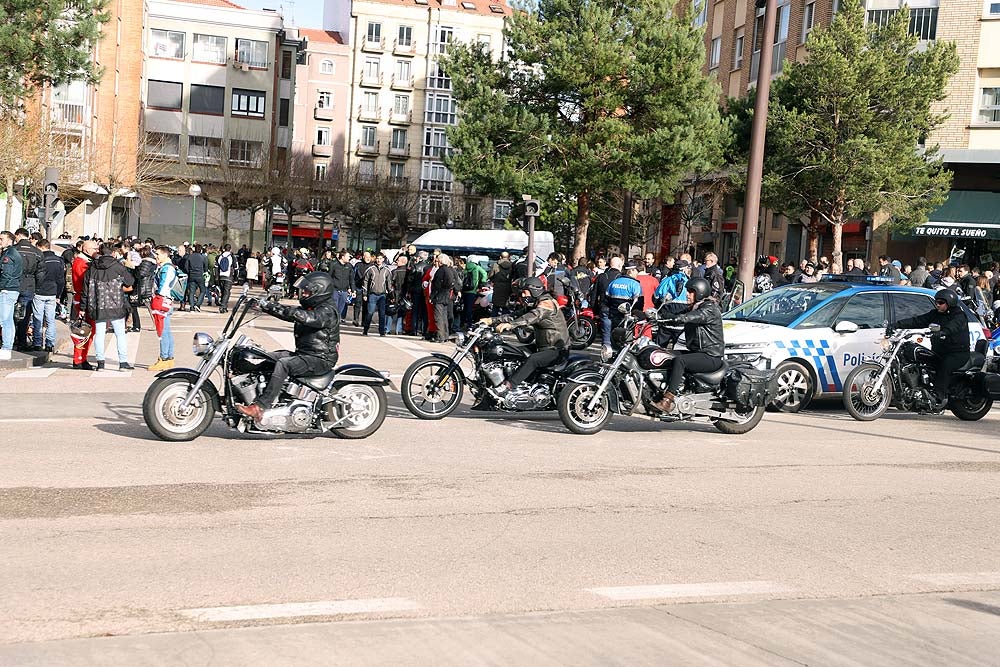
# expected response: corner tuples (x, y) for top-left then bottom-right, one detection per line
(295, 271), (335, 307)
(686, 277), (712, 302)
(520, 276), (547, 307)
(934, 288), (958, 310)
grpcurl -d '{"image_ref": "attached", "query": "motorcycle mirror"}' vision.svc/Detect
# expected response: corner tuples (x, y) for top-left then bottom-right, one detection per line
(618, 303), (630, 314)
(928, 323), (941, 333)
(644, 308), (658, 320)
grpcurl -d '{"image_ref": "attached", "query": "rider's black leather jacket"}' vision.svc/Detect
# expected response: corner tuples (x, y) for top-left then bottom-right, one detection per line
(662, 299), (725, 357)
(895, 306), (970, 357)
(260, 296), (341, 364)
(497, 296), (569, 350)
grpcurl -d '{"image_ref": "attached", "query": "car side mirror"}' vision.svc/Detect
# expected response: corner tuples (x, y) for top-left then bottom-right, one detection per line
(929, 323), (941, 333)
(835, 320), (859, 334)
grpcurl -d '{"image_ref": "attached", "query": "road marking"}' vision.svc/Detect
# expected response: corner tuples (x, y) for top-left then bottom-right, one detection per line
(178, 598), (420, 622)
(6, 368), (57, 378)
(587, 581), (796, 601)
(911, 572), (1000, 587)
(380, 336), (433, 359)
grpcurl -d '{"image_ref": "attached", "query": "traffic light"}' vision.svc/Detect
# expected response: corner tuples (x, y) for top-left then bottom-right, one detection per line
(513, 198), (540, 232)
(523, 198), (540, 219)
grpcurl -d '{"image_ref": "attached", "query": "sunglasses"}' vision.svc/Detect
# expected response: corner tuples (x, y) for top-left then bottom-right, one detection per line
(935, 299), (948, 305)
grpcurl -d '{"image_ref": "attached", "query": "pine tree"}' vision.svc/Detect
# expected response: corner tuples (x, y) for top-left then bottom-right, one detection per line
(443, 0), (727, 258)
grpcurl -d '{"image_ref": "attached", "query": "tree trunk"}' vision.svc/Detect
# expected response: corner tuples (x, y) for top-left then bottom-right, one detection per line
(220, 205), (230, 247)
(286, 210), (293, 249)
(806, 210), (820, 263)
(4, 176), (14, 232)
(248, 210), (255, 252)
(831, 220), (844, 273)
(104, 192), (116, 238)
(573, 189), (590, 260)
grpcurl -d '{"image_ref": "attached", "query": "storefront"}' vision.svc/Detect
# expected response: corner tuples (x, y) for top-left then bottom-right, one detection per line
(888, 191), (1000, 267)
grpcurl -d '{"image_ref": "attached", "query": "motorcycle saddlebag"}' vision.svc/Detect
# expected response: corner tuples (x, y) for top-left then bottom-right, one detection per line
(973, 371), (1000, 400)
(724, 367), (772, 409)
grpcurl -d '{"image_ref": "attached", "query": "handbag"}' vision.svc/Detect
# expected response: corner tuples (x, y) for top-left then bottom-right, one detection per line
(13, 299), (25, 323)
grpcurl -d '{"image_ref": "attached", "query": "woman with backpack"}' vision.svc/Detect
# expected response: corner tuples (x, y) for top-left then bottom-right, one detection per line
(128, 246), (157, 332)
(80, 243), (135, 371)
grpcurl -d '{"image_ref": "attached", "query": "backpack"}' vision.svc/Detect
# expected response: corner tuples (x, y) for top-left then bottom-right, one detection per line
(462, 268), (474, 293)
(217, 254), (232, 280)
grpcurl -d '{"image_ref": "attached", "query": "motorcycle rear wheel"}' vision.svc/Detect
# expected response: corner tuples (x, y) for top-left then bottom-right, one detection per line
(949, 392), (993, 421)
(328, 384), (387, 438)
(558, 381), (613, 435)
(401, 357), (465, 420)
(713, 404), (766, 435)
(143, 377), (215, 441)
(843, 363), (893, 421)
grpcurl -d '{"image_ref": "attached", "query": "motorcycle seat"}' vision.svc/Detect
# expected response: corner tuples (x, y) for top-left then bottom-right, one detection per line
(549, 350), (572, 372)
(690, 360), (729, 386)
(956, 352), (986, 373)
(299, 371), (337, 391)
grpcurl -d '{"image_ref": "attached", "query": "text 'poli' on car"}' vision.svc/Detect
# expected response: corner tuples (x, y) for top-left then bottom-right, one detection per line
(720, 275), (990, 412)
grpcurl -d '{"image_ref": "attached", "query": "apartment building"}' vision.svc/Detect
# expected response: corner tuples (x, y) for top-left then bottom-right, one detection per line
(325, 0), (511, 246)
(142, 0), (301, 246)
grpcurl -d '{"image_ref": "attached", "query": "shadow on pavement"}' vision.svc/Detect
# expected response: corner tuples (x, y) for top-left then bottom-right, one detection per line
(944, 598), (1000, 617)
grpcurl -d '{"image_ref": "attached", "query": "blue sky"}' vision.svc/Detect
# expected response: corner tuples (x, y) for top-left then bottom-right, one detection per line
(239, 0), (327, 29)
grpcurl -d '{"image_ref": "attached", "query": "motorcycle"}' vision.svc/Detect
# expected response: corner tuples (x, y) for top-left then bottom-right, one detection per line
(401, 321), (590, 419)
(143, 295), (390, 441)
(558, 304), (772, 436)
(842, 324), (1000, 421)
(513, 279), (597, 350)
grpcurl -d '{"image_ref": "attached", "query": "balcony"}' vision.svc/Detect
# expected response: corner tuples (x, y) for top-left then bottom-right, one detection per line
(388, 109), (412, 125)
(356, 140), (380, 156)
(361, 37), (385, 53)
(387, 176), (410, 189)
(393, 39), (416, 56)
(51, 100), (85, 129)
(391, 75), (414, 91)
(388, 142), (411, 158)
(314, 105), (336, 121)
(359, 72), (383, 88)
(357, 105), (381, 122)
(312, 143), (334, 158)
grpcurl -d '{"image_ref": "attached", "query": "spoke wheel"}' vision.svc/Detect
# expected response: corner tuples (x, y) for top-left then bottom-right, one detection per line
(769, 361), (814, 412)
(558, 381), (613, 435)
(843, 363), (892, 421)
(143, 377), (215, 441)
(401, 357), (465, 420)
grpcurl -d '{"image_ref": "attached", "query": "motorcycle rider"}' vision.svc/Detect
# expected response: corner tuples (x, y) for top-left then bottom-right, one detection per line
(236, 272), (341, 422)
(652, 277), (725, 413)
(480, 276), (569, 396)
(887, 288), (971, 402)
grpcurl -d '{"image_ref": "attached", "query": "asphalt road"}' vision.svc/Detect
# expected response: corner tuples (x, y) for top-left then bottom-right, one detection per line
(2, 307), (1000, 665)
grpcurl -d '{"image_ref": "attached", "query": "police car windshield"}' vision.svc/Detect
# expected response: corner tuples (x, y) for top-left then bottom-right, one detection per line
(724, 283), (850, 327)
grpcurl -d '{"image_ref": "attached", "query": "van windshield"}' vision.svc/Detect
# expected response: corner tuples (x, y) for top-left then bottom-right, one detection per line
(724, 284), (850, 327)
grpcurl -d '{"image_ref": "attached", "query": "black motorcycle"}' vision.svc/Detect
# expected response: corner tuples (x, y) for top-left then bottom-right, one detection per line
(842, 325), (1000, 421)
(401, 321), (590, 419)
(143, 295), (390, 441)
(558, 305), (772, 435)
(513, 278), (597, 350)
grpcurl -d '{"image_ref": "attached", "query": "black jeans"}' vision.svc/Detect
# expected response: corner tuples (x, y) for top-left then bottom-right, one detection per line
(14, 292), (33, 347)
(256, 351), (335, 408)
(186, 279), (205, 308)
(433, 302), (451, 341)
(219, 278), (233, 310)
(935, 351), (970, 396)
(668, 352), (723, 394)
(510, 346), (563, 387)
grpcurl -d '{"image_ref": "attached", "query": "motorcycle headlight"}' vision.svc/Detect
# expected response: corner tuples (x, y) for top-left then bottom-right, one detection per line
(192, 332), (215, 356)
(879, 337), (892, 351)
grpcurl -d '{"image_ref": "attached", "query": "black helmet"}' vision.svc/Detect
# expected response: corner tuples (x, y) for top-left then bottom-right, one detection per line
(686, 277), (711, 302)
(520, 276), (546, 307)
(295, 271), (335, 307)
(935, 288), (958, 310)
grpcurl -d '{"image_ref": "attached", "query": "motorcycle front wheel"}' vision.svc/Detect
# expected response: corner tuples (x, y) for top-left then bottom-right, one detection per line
(843, 363), (893, 421)
(328, 384), (387, 438)
(569, 317), (596, 350)
(401, 357), (465, 420)
(558, 381), (613, 435)
(143, 377), (216, 441)
(713, 404), (766, 434)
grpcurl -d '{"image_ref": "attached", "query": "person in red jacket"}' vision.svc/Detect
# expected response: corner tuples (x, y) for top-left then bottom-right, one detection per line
(71, 239), (98, 369)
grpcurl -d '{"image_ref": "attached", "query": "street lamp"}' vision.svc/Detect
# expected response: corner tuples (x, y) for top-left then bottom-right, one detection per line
(188, 183), (202, 244)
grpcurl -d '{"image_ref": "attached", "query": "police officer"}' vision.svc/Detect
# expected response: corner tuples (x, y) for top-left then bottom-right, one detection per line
(888, 288), (970, 401)
(653, 277), (725, 413)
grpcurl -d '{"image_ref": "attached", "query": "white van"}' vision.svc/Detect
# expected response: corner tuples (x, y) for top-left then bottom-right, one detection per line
(410, 229), (555, 263)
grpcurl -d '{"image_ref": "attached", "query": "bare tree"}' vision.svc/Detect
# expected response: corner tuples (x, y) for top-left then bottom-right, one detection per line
(271, 153), (313, 249)
(372, 174), (420, 248)
(0, 114), (48, 230)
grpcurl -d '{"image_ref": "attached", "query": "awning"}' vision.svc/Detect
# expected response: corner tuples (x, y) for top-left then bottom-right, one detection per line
(900, 191), (1000, 240)
(271, 224), (338, 240)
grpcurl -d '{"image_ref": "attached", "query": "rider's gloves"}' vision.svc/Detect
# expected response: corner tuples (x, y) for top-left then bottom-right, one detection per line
(495, 322), (513, 333)
(885, 325), (895, 336)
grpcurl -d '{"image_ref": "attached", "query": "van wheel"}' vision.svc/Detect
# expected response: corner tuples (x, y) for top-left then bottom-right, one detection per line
(768, 361), (814, 412)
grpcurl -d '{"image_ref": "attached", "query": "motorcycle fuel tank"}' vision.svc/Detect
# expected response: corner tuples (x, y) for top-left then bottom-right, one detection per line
(231, 346), (277, 375)
(635, 346), (674, 370)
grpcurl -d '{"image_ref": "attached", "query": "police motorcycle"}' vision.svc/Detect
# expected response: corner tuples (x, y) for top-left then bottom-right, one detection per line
(842, 324), (1000, 421)
(143, 294), (390, 441)
(557, 302), (772, 435)
(400, 320), (591, 419)
(513, 277), (597, 350)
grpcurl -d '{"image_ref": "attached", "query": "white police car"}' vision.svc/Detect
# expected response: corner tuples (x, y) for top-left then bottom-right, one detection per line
(721, 277), (989, 411)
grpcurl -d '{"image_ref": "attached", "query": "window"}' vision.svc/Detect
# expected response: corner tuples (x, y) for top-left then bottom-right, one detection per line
(316, 126), (331, 145)
(723, 195), (739, 218)
(190, 84), (225, 115)
(837, 293), (887, 330)
(229, 139), (262, 167)
(320, 59), (334, 74)
(892, 293), (935, 323)
(419, 194), (450, 227)
(427, 62), (451, 90)
(235, 38), (268, 68)
(989, 2), (1000, 17)
(493, 200), (512, 225)
(361, 125), (376, 147)
(421, 161), (452, 191)
(231, 88), (265, 117)
(801, 1), (815, 43)
(367, 21), (382, 44)
(359, 159), (376, 184)
(771, 213), (783, 230)
(145, 131), (179, 158)
(317, 91), (332, 109)
(692, 0), (707, 27)
(393, 94), (410, 115)
(389, 162), (405, 185)
(395, 60), (411, 81)
(398, 25), (413, 47)
(193, 34), (226, 63)
(795, 299), (842, 330)
(280, 50), (293, 79)
(362, 91), (379, 112)
(146, 80), (182, 110)
(188, 135), (221, 164)
(477, 33), (491, 47)
(315, 162), (328, 180)
(980, 88), (1000, 123)
(909, 8), (938, 40)
(364, 57), (380, 79)
(391, 128), (407, 149)
(425, 93), (457, 125)
(432, 25), (454, 54)
(733, 30), (744, 69)
(279, 98), (290, 126)
(709, 37), (721, 69)
(423, 127), (448, 157)
(150, 29), (184, 59)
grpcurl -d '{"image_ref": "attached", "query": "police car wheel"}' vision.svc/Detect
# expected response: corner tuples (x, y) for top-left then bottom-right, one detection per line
(768, 361), (814, 413)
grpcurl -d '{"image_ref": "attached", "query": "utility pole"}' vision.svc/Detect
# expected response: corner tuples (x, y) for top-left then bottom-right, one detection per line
(522, 195), (540, 273)
(737, 0), (778, 302)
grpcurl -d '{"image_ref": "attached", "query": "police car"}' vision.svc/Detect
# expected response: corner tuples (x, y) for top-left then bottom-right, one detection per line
(721, 276), (990, 411)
